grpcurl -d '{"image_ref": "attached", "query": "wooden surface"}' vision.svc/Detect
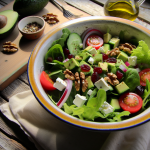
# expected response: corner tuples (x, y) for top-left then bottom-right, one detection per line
(0, 0), (150, 150)
(1, 0), (150, 91)
(0, 0), (89, 91)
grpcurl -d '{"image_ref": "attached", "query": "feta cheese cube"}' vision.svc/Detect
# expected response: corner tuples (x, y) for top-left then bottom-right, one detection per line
(87, 89), (93, 96)
(53, 78), (67, 91)
(88, 48), (97, 54)
(94, 78), (110, 91)
(88, 57), (94, 65)
(73, 94), (87, 107)
(128, 56), (137, 66)
(99, 101), (114, 115)
(98, 46), (105, 53)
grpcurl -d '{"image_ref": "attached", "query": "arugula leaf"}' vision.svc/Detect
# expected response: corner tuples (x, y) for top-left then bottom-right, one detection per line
(131, 41), (150, 65)
(142, 79), (150, 110)
(112, 111), (130, 121)
(63, 103), (73, 114)
(87, 89), (106, 111)
(81, 106), (104, 121)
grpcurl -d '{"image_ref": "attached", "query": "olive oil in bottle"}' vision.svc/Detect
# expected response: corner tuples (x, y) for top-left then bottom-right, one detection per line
(104, 1), (139, 21)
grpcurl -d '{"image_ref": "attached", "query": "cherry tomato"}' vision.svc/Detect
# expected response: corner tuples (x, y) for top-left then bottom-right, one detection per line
(139, 68), (150, 86)
(40, 71), (56, 91)
(86, 35), (103, 50)
(119, 92), (143, 114)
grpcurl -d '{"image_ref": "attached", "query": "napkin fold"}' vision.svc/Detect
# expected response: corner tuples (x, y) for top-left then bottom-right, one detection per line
(0, 90), (150, 150)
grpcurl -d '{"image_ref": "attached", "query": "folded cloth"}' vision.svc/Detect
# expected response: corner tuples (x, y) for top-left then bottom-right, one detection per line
(0, 90), (110, 150)
(0, 90), (150, 150)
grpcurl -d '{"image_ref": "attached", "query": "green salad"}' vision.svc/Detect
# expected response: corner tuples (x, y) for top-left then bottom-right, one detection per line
(40, 28), (150, 122)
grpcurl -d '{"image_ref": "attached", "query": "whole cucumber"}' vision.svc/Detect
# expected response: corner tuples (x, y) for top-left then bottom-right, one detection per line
(13, 0), (49, 16)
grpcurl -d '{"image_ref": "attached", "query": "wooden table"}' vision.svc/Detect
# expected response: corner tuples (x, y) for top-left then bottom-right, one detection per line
(0, 0), (150, 149)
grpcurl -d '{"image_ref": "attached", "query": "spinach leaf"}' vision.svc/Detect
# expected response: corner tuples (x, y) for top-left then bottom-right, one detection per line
(45, 44), (65, 63)
(124, 68), (140, 91)
(49, 70), (65, 81)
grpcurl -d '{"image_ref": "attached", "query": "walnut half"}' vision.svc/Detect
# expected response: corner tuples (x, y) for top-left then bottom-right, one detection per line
(119, 43), (136, 54)
(3, 41), (18, 53)
(104, 73), (119, 86)
(63, 69), (75, 80)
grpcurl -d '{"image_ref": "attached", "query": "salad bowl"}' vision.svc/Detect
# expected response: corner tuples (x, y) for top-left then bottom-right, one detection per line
(28, 16), (150, 131)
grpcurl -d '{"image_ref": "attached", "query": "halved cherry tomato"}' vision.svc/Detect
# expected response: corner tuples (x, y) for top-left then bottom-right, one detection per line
(86, 35), (103, 50)
(40, 71), (56, 91)
(139, 68), (150, 86)
(119, 92), (143, 114)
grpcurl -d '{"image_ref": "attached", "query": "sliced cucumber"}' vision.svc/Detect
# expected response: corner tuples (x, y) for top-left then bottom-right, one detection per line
(67, 33), (82, 55)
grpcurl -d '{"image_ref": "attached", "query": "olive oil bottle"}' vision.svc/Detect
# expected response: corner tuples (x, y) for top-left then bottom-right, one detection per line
(104, 1), (139, 21)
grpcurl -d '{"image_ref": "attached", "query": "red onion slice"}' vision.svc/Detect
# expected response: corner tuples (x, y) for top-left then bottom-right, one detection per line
(81, 28), (94, 40)
(82, 29), (103, 49)
(125, 61), (130, 67)
(119, 64), (127, 72)
(57, 79), (73, 108)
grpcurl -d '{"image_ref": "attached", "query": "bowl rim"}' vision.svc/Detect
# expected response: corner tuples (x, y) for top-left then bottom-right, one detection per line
(28, 16), (150, 131)
(18, 16), (45, 35)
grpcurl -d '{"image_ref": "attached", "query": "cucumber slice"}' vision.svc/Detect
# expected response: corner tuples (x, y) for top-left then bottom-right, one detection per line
(67, 33), (82, 55)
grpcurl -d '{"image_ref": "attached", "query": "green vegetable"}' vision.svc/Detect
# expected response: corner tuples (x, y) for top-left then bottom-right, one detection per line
(87, 89), (106, 110)
(142, 79), (150, 110)
(45, 44), (65, 63)
(124, 68), (140, 91)
(131, 41), (150, 66)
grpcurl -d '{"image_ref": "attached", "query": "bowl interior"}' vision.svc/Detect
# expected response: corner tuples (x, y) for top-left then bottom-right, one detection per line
(28, 16), (150, 131)
(18, 16), (45, 33)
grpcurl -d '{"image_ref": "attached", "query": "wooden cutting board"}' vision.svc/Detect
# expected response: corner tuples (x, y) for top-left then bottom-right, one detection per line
(0, 1), (89, 90)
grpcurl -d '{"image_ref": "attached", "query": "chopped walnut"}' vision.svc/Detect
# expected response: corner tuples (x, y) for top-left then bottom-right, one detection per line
(2, 41), (18, 53)
(42, 13), (59, 24)
(75, 80), (80, 91)
(106, 48), (121, 57)
(80, 72), (85, 80)
(75, 72), (80, 80)
(82, 78), (88, 92)
(80, 72), (88, 92)
(104, 73), (119, 86)
(63, 69), (75, 80)
(75, 72), (80, 91)
(119, 43), (136, 54)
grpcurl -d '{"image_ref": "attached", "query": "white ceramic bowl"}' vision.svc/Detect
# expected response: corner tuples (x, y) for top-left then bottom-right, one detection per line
(18, 16), (45, 40)
(28, 16), (150, 131)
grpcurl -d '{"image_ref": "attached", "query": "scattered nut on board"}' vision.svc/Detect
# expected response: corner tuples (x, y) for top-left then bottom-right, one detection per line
(2, 41), (18, 53)
(42, 13), (59, 24)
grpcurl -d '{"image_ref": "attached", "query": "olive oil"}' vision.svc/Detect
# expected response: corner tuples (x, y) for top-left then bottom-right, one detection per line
(104, 1), (139, 21)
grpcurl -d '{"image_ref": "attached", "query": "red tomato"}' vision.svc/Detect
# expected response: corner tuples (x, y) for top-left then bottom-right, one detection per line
(119, 92), (143, 114)
(40, 71), (56, 91)
(139, 68), (150, 86)
(86, 35), (103, 50)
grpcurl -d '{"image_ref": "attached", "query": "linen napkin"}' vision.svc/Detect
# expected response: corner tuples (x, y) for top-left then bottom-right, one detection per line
(0, 90), (150, 150)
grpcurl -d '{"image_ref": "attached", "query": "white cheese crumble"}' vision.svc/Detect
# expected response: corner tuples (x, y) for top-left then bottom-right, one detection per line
(99, 101), (114, 115)
(87, 89), (93, 96)
(53, 78), (67, 91)
(88, 57), (94, 65)
(94, 78), (110, 91)
(128, 56), (137, 66)
(73, 94), (87, 107)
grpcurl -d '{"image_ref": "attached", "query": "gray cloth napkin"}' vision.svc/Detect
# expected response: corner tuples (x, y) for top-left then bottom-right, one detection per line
(0, 90), (150, 150)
